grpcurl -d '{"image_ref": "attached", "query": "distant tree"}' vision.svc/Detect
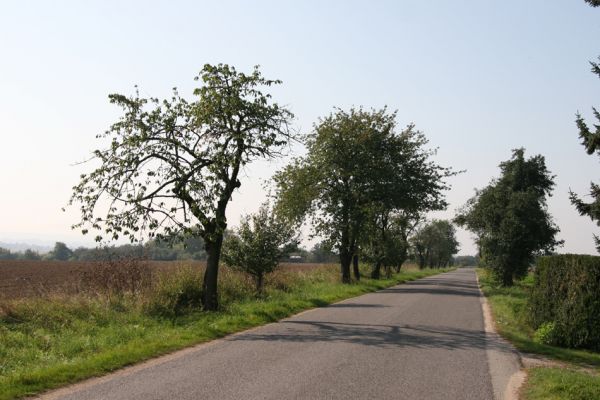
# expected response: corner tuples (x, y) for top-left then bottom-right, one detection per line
(21, 249), (42, 260)
(453, 255), (479, 267)
(364, 210), (423, 278)
(47, 242), (73, 261)
(455, 149), (562, 285)
(274, 107), (452, 283)
(410, 220), (459, 269)
(307, 242), (338, 263)
(0, 247), (17, 260)
(221, 203), (298, 293)
(68, 64), (294, 310)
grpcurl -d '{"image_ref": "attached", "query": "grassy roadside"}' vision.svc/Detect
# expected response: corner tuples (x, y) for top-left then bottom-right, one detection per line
(476, 268), (600, 400)
(0, 265), (452, 400)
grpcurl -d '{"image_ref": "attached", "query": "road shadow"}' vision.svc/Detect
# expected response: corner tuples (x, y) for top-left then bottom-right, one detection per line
(324, 303), (389, 309)
(377, 287), (481, 297)
(229, 320), (511, 354)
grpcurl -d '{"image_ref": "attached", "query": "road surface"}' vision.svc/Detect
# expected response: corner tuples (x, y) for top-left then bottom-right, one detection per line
(39, 268), (520, 400)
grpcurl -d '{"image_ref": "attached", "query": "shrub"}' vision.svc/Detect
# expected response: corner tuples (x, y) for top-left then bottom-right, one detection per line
(530, 254), (600, 351)
(222, 203), (298, 294)
(533, 321), (558, 345)
(146, 267), (203, 318)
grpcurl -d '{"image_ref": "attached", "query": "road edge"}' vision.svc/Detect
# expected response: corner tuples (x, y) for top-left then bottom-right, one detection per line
(475, 271), (526, 400)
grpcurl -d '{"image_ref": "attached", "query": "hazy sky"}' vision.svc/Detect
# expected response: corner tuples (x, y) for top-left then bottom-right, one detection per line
(1, 0), (599, 255)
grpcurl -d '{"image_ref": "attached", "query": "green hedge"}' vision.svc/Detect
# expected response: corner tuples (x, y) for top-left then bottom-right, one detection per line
(530, 254), (600, 351)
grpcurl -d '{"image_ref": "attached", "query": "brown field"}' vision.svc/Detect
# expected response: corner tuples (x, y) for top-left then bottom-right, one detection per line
(0, 260), (328, 299)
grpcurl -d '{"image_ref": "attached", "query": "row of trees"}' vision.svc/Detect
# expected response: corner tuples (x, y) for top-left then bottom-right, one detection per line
(68, 65), (459, 310)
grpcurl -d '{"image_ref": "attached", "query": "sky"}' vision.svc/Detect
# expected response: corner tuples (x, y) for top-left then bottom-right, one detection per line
(0, 0), (599, 255)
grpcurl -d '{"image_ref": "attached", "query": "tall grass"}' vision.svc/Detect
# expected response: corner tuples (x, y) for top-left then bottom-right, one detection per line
(0, 262), (450, 399)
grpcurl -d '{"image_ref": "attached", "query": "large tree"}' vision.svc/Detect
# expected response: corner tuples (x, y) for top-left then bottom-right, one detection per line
(68, 64), (294, 310)
(455, 149), (562, 285)
(274, 107), (452, 282)
(570, 2), (600, 250)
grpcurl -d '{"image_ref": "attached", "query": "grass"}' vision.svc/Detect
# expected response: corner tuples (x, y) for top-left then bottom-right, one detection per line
(476, 268), (600, 400)
(522, 368), (600, 400)
(0, 264), (452, 400)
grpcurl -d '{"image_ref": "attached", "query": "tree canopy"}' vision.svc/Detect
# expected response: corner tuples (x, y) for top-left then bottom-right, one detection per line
(410, 220), (459, 269)
(455, 149), (562, 285)
(69, 64), (295, 310)
(274, 107), (453, 282)
(222, 203), (298, 293)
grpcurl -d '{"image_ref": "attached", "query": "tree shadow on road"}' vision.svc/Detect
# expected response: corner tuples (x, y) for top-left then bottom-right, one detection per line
(229, 320), (512, 354)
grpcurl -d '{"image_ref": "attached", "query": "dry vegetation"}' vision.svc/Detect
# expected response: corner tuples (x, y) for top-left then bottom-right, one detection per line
(0, 260), (328, 300)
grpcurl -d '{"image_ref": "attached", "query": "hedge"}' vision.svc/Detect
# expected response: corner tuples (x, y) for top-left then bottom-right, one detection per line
(529, 254), (600, 351)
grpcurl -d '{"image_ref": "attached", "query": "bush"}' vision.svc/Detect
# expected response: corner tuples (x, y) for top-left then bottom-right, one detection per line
(530, 254), (600, 351)
(146, 267), (203, 318)
(533, 321), (558, 345)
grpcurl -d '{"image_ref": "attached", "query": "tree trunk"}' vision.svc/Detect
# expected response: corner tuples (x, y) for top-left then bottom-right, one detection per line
(418, 254), (425, 269)
(371, 261), (382, 279)
(256, 272), (264, 294)
(501, 267), (513, 286)
(352, 254), (360, 281)
(385, 265), (392, 278)
(395, 252), (408, 273)
(202, 234), (223, 311)
(340, 251), (352, 283)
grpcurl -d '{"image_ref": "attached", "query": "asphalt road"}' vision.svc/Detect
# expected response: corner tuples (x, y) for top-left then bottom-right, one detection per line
(39, 268), (519, 400)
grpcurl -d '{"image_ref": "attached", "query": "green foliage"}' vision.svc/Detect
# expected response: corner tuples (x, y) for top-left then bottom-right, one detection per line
(20, 249), (41, 260)
(363, 210), (423, 278)
(222, 203), (298, 293)
(68, 63), (295, 310)
(456, 149), (561, 285)
(274, 107), (453, 282)
(410, 219), (459, 269)
(46, 242), (73, 261)
(571, 56), (600, 251)
(522, 367), (600, 400)
(477, 268), (600, 367)
(529, 255), (600, 351)
(533, 322), (558, 346)
(453, 255), (479, 266)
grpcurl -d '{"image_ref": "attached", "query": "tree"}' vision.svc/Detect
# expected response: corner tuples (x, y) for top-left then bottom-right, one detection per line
(48, 242), (73, 261)
(307, 242), (338, 263)
(570, 16), (600, 250)
(221, 203), (298, 293)
(364, 210), (423, 278)
(21, 249), (41, 260)
(410, 220), (459, 269)
(585, 0), (600, 7)
(68, 64), (294, 310)
(0, 247), (17, 260)
(455, 149), (562, 285)
(274, 107), (452, 283)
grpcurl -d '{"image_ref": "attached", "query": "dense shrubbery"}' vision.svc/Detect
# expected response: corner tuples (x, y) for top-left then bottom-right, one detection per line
(529, 254), (600, 351)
